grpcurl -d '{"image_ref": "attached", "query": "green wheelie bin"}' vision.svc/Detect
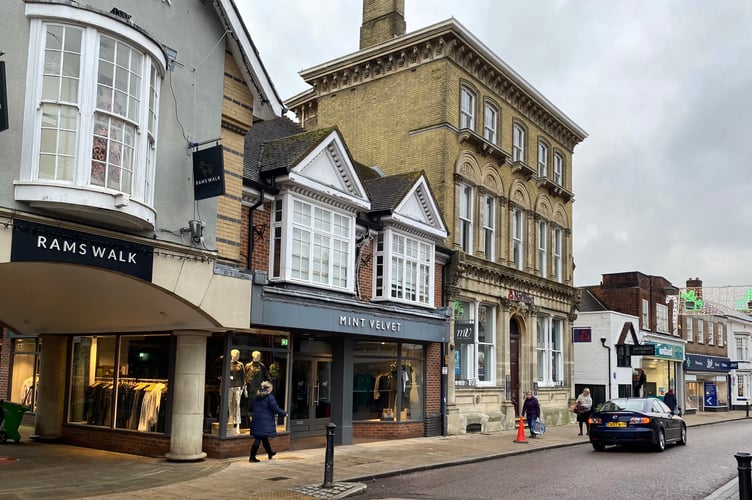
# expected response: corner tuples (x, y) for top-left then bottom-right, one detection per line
(0, 400), (31, 443)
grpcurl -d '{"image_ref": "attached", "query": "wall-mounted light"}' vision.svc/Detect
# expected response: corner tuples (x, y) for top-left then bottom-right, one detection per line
(181, 220), (204, 244)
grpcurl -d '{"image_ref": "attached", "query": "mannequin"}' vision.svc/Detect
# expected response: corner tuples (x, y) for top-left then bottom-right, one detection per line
(245, 351), (270, 411)
(228, 349), (245, 431)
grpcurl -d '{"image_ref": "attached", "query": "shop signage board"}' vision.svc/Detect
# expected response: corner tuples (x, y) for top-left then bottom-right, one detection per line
(454, 320), (475, 344)
(631, 344), (655, 356)
(685, 354), (737, 372)
(11, 219), (154, 281)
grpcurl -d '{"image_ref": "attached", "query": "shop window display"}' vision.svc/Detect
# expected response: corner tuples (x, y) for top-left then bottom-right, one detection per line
(68, 335), (169, 432)
(204, 334), (288, 438)
(352, 341), (423, 422)
(10, 336), (40, 410)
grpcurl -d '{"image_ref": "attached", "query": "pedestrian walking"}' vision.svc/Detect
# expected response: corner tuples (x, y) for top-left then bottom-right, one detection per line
(663, 388), (677, 414)
(574, 388), (593, 435)
(249, 381), (287, 462)
(522, 391), (540, 438)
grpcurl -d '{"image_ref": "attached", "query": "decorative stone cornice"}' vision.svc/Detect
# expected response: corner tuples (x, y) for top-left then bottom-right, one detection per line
(292, 21), (587, 151)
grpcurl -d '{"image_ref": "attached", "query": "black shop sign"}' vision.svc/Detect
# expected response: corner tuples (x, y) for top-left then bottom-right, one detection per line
(11, 219), (153, 281)
(454, 319), (475, 344)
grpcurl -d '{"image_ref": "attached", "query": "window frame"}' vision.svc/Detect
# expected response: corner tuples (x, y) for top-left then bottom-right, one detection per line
(685, 316), (694, 342)
(537, 219), (547, 278)
(459, 183), (473, 254)
(536, 316), (564, 386)
(512, 207), (524, 271)
(512, 123), (526, 163)
(641, 299), (649, 330)
(373, 228), (435, 307)
(482, 194), (495, 260)
(460, 86), (476, 131)
(553, 227), (563, 282)
(20, 8), (165, 222)
(483, 101), (498, 144)
(537, 141), (549, 178)
(270, 193), (356, 292)
(553, 152), (564, 185)
(697, 320), (704, 344)
(656, 303), (669, 334)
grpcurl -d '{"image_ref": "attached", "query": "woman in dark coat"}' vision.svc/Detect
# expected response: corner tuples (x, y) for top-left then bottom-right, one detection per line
(249, 381), (287, 462)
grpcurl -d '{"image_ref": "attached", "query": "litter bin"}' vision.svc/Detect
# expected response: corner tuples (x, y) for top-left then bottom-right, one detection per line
(0, 400), (31, 443)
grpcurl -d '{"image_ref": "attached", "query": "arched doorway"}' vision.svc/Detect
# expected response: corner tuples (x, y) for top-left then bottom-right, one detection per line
(510, 317), (520, 415)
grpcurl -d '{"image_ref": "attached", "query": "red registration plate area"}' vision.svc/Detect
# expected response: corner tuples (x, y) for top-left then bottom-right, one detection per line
(607, 422), (627, 427)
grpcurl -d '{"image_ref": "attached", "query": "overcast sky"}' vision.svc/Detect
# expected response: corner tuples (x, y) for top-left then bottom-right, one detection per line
(239, 0), (752, 289)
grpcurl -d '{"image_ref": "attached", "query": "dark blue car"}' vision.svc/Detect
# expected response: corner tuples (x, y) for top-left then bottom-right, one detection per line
(588, 397), (687, 452)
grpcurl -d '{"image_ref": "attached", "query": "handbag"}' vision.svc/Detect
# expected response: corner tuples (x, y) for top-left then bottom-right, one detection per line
(532, 418), (546, 435)
(574, 405), (586, 415)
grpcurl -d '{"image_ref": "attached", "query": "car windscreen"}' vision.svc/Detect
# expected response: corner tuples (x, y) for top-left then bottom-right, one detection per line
(599, 400), (646, 412)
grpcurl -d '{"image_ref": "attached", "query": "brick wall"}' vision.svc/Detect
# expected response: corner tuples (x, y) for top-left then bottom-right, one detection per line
(353, 421), (423, 439)
(216, 52), (254, 264)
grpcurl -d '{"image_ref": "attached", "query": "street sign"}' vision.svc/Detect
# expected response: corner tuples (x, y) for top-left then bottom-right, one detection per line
(630, 344), (656, 356)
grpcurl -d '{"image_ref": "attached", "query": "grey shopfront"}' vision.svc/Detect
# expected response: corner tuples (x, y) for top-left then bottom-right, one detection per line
(251, 280), (449, 444)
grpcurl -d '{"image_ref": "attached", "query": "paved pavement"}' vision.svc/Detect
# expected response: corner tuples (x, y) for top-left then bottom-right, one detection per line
(0, 411), (749, 499)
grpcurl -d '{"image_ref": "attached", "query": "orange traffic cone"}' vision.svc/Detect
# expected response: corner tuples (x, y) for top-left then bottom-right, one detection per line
(514, 416), (529, 444)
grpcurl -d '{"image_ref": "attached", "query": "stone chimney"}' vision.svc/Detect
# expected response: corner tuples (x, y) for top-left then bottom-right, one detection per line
(360, 0), (406, 50)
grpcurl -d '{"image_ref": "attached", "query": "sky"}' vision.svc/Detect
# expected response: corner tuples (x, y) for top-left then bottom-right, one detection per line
(239, 0), (752, 289)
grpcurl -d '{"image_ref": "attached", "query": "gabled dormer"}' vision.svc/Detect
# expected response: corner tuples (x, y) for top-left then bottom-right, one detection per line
(364, 171), (448, 307)
(260, 127), (371, 292)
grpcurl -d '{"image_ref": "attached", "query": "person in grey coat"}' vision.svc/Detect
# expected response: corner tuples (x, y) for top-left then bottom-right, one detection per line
(249, 381), (287, 462)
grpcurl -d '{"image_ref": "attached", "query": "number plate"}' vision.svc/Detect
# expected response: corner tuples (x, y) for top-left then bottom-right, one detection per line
(607, 422), (627, 427)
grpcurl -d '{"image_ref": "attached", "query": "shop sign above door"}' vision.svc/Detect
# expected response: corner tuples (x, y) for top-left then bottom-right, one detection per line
(11, 219), (154, 281)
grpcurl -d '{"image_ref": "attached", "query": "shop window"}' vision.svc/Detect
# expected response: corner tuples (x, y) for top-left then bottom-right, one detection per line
(453, 302), (496, 386)
(68, 335), (170, 432)
(205, 333), (289, 438)
(352, 341), (423, 422)
(10, 336), (40, 411)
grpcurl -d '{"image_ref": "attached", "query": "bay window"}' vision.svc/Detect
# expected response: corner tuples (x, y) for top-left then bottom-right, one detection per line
(271, 194), (354, 291)
(374, 229), (434, 306)
(19, 7), (164, 229)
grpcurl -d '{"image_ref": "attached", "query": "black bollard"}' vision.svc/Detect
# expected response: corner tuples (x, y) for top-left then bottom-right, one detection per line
(735, 452), (752, 500)
(747, 401), (750, 418)
(322, 423), (336, 489)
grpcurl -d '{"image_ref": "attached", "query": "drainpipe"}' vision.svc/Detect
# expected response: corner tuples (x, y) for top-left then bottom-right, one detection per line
(245, 179), (278, 270)
(601, 337), (612, 400)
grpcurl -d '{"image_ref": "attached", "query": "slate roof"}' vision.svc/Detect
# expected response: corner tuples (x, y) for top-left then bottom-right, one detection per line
(243, 117), (304, 182)
(363, 171), (423, 213)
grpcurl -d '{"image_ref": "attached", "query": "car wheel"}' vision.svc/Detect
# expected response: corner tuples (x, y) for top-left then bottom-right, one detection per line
(655, 429), (666, 452)
(678, 425), (687, 446)
(592, 442), (606, 452)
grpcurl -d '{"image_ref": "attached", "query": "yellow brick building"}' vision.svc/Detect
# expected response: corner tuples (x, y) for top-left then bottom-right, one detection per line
(287, 0), (587, 433)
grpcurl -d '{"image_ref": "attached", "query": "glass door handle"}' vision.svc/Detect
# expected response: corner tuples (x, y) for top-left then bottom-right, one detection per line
(314, 382), (319, 406)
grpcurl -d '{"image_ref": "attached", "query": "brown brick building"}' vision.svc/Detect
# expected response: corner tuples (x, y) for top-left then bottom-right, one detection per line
(287, 0), (587, 432)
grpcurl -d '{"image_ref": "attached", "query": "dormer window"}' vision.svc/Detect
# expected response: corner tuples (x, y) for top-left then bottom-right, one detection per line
(270, 194), (355, 291)
(374, 229), (434, 306)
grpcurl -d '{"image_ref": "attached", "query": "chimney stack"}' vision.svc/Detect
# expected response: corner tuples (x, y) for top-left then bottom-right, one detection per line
(360, 0), (406, 50)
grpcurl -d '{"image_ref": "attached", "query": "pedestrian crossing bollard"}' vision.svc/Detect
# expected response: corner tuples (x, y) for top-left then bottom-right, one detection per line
(322, 423), (336, 489)
(736, 451), (752, 500)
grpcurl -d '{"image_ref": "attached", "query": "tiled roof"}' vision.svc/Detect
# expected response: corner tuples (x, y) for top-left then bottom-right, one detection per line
(363, 171), (423, 212)
(243, 117), (304, 182)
